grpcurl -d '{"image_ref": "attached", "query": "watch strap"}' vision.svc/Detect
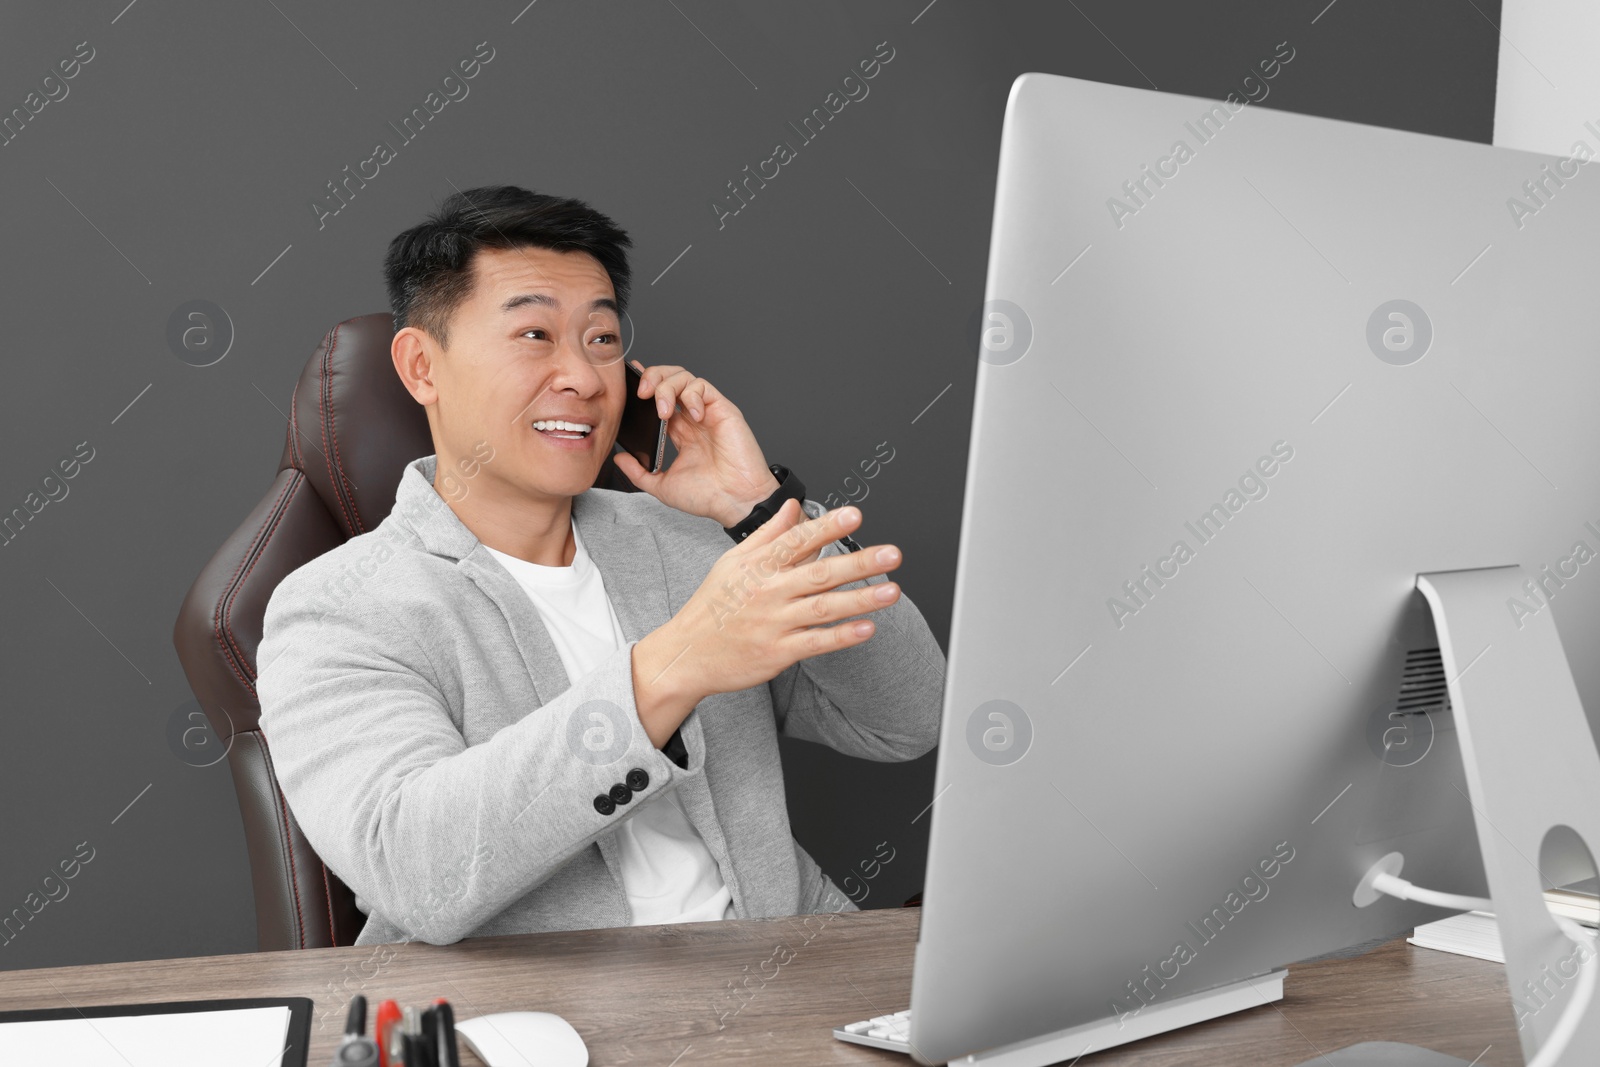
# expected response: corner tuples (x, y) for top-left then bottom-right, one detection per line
(723, 464), (806, 543)
(664, 725), (688, 770)
(726, 463), (864, 556)
(722, 464), (864, 553)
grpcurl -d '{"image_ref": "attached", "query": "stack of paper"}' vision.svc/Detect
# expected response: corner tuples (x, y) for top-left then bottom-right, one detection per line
(1409, 882), (1600, 965)
(1408, 911), (1506, 963)
(0, 1005), (291, 1066)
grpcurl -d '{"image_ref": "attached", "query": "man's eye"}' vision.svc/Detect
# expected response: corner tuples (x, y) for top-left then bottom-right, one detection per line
(521, 328), (548, 340)
(591, 333), (617, 344)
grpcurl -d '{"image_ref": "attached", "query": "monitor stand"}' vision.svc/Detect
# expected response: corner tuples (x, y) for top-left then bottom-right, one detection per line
(1294, 566), (1600, 1066)
(952, 969), (1286, 1066)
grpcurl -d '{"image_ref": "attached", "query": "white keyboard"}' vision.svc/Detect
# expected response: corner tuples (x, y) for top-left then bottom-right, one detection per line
(833, 1007), (912, 1053)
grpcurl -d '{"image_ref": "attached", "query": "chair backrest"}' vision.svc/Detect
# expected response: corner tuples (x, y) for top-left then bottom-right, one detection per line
(173, 312), (634, 949)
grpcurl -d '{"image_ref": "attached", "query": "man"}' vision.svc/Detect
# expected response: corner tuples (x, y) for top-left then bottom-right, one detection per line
(256, 185), (946, 948)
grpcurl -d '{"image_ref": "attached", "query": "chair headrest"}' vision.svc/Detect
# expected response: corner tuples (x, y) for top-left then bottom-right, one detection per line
(282, 312), (433, 538)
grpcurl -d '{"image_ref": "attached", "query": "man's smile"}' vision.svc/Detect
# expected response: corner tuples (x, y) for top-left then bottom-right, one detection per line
(532, 418), (593, 439)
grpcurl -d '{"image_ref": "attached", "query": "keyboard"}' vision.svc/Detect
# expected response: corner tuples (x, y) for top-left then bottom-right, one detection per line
(833, 1007), (912, 1053)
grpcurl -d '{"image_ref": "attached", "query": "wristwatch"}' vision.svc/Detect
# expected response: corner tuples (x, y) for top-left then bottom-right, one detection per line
(722, 463), (862, 552)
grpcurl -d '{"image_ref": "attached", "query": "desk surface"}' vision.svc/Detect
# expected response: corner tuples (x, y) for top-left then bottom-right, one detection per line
(0, 908), (1523, 1066)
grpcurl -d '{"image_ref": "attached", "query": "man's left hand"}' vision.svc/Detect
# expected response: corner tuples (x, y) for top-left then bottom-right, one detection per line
(611, 360), (782, 528)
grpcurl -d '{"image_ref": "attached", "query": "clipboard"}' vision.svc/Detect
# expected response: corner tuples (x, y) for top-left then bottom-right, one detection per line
(0, 996), (311, 1066)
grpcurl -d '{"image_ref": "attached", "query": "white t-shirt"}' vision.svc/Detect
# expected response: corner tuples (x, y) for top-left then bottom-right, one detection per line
(483, 522), (734, 926)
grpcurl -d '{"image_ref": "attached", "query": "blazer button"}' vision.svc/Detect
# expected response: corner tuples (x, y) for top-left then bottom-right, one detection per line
(625, 768), (649, 792)
(594, 794), (616, 816)
(609, 783), (633, 805)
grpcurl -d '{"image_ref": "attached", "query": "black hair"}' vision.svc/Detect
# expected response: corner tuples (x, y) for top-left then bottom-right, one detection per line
(382, 185), (633, 349)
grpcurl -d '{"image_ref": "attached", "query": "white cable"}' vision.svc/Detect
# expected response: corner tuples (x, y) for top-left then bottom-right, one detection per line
(1368, 872), (1492, 914)
(1370, 872), (1595, 1067)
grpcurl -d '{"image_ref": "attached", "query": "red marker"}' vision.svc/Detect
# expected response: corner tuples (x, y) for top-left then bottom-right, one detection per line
(374, 999), (402, 1067)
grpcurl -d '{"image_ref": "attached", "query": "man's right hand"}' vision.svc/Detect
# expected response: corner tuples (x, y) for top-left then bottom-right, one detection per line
(629, 499), (903, 747)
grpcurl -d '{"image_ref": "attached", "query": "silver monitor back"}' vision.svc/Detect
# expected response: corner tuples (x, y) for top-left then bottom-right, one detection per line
(910, 72), (1600, 1064)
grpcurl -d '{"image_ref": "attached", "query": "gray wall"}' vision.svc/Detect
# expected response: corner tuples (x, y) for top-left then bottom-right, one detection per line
(0, 0), (1498, 971)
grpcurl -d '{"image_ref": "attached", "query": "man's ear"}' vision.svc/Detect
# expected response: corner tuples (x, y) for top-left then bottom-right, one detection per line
(391, 326), (438, 405)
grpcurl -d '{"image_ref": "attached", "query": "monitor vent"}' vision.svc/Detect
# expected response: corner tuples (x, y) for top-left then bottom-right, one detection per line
(1397, 647), (1451, 716)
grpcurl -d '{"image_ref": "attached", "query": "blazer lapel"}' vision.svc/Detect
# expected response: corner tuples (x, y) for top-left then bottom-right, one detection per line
(570, 491), (711, 776)
(456, 547), (572, 706)
(570, 491), (672, 644)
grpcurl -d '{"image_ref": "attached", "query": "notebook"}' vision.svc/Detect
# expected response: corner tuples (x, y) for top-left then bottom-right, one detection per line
(0, 997), (309, 1067)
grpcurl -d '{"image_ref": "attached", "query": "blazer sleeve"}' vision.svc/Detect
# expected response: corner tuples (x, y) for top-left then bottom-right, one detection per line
(256, 565), (692, 946)
(765, 497), (946, 760)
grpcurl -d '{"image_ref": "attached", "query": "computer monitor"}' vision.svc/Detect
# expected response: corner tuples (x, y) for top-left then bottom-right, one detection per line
(910, 72), (1600, 1065)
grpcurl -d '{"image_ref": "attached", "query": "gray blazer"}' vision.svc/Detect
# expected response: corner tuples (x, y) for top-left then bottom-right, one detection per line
(256, 454), (946, 946)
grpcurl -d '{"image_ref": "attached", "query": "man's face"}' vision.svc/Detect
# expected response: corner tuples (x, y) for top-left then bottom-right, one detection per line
(426, 245), (626, 506)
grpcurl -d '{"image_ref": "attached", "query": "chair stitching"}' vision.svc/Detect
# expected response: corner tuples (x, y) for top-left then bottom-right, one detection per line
(319, 323), (361, 537)
(328, 324), (365, 536)
(220, 471), (306, 691)
(326, 343), (364, 534)
(321, 863), (339, 947)
(259, 734), (308, 949)
(213, 473), (297, 697)
(288, 375), (303, 469)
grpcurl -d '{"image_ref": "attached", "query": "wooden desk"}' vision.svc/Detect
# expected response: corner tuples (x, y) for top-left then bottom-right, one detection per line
(0, 908), (1523, 1065)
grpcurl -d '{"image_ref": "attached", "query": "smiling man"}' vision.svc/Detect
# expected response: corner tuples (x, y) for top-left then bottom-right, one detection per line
(255, 185), (947, 947)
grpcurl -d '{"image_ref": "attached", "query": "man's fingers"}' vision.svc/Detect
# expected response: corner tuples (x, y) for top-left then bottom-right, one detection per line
(789, 616), (877, 658)
(787, 535), (902, 600)
(612, 449), (656, 487)
(786, 581), (901, 630)
(681, 379), (708, 420)
(637, 362), (685, 391)
(656, 376), (693, 420)
(634, 362), (683, 411)
(651, 368), (695, 419)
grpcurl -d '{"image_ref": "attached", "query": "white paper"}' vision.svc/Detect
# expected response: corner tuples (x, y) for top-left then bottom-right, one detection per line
(0, 1005), (292, 1067)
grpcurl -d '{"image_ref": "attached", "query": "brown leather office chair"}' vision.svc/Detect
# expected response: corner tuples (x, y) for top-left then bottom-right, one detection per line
(173, 312), (635, 950)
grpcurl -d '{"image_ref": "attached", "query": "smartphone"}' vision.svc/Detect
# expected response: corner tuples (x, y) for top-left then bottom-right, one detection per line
(615, 359), (668, 474)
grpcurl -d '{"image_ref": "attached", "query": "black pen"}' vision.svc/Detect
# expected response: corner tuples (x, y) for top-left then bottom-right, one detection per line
(420, 1006), (439, 1067)
(433, 1000), (460, 1067)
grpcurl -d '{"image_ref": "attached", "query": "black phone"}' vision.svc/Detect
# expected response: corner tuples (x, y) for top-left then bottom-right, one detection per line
(615, 359), (668, 474)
